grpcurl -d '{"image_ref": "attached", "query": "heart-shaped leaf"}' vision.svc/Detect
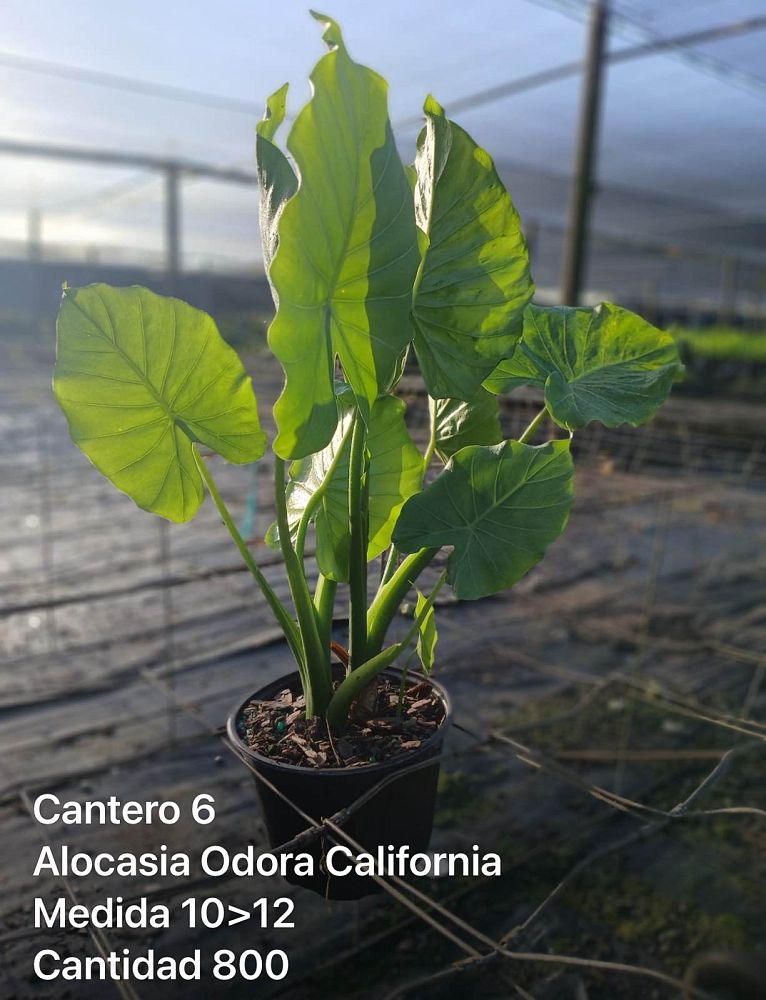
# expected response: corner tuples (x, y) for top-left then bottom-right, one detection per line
(485, 303), (682, 430)
(393, 440), (573, 600)
(256, 83), (298, 274)
(268, 13), (419, 459)
(268, 385), (423, 581)
(411, 95), (534, 401)
(434, 388), (502, 462)
(54, 284), (266, 523)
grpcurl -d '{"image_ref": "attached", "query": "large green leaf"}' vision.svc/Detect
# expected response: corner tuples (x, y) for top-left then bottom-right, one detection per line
(411, 95), (534, 401)
(256, 83), (298, 274)
(268, 13), (419, 459)
(393, 440), (573, 600)
(434, 387), (502, 462)
(269, 385), (423, 581)
(485, 303), (682, 430)
(54, 284), (266, 523)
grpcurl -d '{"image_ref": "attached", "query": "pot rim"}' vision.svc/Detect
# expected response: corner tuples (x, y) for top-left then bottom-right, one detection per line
(226, 666), (452, 778)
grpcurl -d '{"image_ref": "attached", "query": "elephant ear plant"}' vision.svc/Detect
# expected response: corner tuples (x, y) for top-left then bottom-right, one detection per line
(53, 13), (682, 747)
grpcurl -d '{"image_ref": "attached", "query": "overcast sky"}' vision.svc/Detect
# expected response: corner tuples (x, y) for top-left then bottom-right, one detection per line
(2, 0), (764, 269)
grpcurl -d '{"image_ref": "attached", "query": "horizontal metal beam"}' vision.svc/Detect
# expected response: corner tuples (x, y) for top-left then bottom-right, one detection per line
(0, 138), (257, 185)
(396, 14), (766, 126)
(0, 49), (261, 116)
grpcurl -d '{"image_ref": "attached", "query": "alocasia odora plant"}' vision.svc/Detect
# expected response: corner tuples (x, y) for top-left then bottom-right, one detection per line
(53, 12), (682, 732)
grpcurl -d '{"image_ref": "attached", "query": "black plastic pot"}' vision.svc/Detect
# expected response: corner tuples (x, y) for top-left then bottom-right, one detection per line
(226, 668), (451, 900)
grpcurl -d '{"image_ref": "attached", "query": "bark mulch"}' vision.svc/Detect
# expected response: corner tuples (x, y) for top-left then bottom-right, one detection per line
(241, 676), (445, 769)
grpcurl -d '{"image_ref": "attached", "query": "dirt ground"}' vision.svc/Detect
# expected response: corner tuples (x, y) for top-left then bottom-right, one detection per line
(1, 329), (764, 999)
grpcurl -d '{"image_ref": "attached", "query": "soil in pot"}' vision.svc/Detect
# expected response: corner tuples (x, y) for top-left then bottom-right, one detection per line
(243, 674), (444, 768)
(227, 668), (451, 900)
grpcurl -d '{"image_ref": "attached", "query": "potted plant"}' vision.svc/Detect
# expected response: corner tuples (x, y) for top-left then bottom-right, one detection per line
(52, 12), (682, 899)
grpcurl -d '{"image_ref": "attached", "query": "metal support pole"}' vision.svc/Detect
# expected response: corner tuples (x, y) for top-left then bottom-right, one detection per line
(560, 0), (609, 305)
(27, 205), (42, 261)
(165, 164), (181, 295)
(524, 218), (540, 267)
(718, 256), (739, 325)
(27, 206), (42, 332)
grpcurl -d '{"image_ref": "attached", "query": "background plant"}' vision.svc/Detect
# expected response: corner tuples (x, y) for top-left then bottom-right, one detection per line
(671, 324), (766, 365)
(53, 12), (682, 731)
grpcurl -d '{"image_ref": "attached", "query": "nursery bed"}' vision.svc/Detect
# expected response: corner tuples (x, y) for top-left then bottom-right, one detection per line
(1, 336), (764, 999)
